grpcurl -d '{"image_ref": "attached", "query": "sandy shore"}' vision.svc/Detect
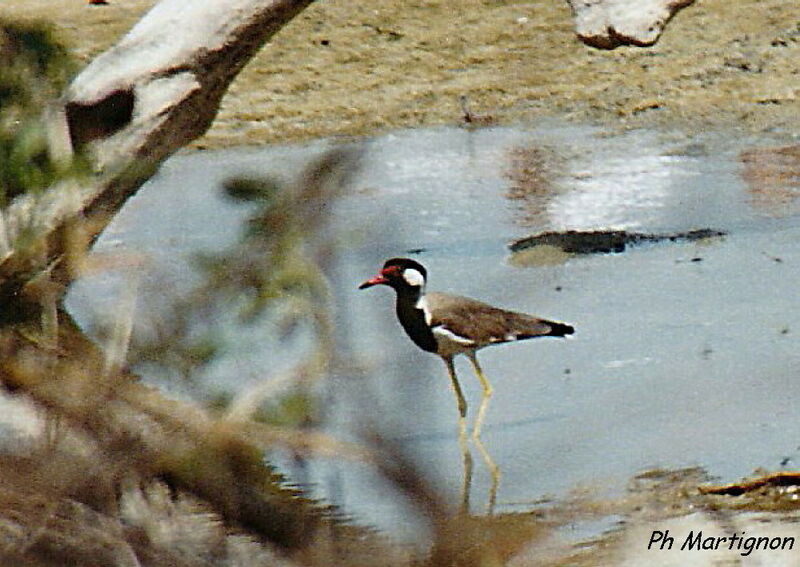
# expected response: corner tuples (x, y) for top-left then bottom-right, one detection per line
(2, 0), (798, 149)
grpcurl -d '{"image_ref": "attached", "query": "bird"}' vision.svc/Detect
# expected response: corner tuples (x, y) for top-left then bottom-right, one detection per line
(458, 95), (496, 127)
(359, 257), (574, 437)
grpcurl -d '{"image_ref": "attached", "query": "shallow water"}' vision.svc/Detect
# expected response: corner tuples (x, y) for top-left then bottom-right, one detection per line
(67, 123), (800, 541)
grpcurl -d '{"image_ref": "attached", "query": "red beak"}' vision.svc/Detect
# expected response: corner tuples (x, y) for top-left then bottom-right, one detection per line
(358, 274), (388, 289)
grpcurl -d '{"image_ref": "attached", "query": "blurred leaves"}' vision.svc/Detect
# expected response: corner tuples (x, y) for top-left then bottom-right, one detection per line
(127, 147), (362, 429)
(256, 391), (317, 428)
(0, 18), (83, 207)
(222, 174), (281, 204)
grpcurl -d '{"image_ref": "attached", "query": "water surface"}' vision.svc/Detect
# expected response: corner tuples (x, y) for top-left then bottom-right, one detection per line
(67, 123), (800, 540)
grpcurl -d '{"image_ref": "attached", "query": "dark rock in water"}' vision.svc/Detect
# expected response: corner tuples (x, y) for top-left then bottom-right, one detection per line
(508, 228), (726, 255)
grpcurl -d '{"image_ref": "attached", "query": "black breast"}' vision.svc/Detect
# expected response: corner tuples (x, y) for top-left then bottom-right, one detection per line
(395, 298), (438, 353)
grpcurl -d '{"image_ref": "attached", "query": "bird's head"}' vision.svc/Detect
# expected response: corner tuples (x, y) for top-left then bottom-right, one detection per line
(358, 257), (427, 291)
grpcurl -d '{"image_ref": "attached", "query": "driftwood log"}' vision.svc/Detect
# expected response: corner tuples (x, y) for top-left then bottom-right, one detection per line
(1, 0), (314, 301)
(700, 472), (800, 496)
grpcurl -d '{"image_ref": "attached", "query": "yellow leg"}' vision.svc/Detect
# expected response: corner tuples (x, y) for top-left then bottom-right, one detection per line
(466, 352), (501, 512)
(466, 351), (492, 439)
(458, 418), (473, 515)
(442, 355), (468, 420)
(472, 434), (500, 515)
(443, 356), (473, 513)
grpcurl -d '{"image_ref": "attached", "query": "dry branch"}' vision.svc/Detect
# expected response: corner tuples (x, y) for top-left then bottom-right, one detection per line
(0, 0), (314, 295)
(700, 472), (800, 496)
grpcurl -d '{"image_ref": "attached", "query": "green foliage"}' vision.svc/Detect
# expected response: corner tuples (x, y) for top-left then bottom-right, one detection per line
(254, 390), (317, 428)
(127, 149), (361, 432)
(0, 19), (79, 206)
(209, 388), (317, 428)
(222, 175), (281, 203)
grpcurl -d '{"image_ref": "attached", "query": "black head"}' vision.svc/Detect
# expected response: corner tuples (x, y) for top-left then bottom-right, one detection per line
(358, 258), (428, 291)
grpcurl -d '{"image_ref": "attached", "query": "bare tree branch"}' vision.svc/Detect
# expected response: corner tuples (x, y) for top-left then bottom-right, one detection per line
(0, 0), (314, 291)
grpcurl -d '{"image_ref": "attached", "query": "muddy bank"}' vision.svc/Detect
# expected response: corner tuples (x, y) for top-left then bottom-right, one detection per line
(2, 0), (799, 148)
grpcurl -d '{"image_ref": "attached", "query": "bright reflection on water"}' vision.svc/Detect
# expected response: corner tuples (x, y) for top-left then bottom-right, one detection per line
(67, 123), (800, 541)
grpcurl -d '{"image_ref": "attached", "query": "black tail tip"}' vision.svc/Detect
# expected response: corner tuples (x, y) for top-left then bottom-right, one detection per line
(549, 321), (575, 337)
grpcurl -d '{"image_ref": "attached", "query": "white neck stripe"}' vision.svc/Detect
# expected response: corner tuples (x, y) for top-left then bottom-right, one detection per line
(416, 295), (433, 325)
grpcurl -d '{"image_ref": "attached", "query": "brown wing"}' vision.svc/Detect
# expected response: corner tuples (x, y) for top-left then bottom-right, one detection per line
(425, 292), (572, 347)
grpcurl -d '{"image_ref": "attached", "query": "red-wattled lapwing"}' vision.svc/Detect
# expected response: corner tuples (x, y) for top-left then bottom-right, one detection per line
(359, 257), (574, 437)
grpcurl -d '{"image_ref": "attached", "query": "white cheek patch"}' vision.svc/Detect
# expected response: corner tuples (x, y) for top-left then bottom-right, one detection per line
(403, 268), (425, 287)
